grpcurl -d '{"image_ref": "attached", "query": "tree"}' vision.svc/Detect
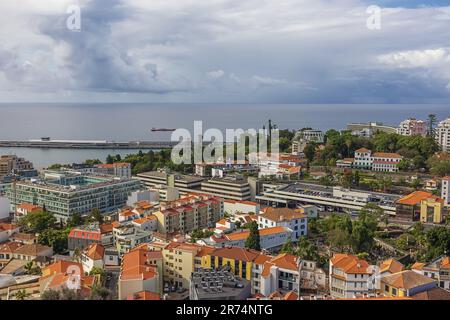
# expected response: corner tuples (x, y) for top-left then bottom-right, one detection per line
(14, 289), (30, 300)
(67, 212), (85, 228)
(89, 267), (107, 284)
(84, 159), (102, 166)
(280, 237), (295, 254)
(427, 114), (437, 137)
(89, 208), (104, 224)
(38, 229), (70, 254)
(245, 221), (261, 251)
(303, 143), (317, 163)
(41, 289), (61, 300)
(24, 261), (42, 275)
(296, 237), (318, 261)
(106, 154), (114, 164)
(89, 285), (112, 300)
(19, 210), (56, 233)
(351, 220), (375, 253)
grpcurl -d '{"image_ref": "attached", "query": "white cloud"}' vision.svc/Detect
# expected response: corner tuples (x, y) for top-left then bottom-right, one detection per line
(207, 69), (225, 80)
(377, 48), (448, 68)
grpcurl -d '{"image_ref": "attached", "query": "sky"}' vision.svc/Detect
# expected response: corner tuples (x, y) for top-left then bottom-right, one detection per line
(0, 0), (450, 103)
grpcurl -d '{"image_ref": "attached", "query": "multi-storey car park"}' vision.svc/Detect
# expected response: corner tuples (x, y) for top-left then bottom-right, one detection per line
(6, 170), (142, 221)
(256, 182), (399, 216)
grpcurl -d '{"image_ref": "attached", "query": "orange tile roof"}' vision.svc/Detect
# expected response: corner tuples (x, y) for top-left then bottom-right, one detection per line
(411, 262), (426, 270)
(379, 258), (404, 274)
(43, 260), (84, 276)
(331, 253), (371, 274)
(121, 248), (161, 281)
(17, 203), (42, 212)
(355, 148), (371, 153)
(261, 253), (298, 278)
(127, 291), (161, 300)
(0, 241), (23, 254)
(284, 291), (298, 300)
(226, 226), (288, 241)
(0, 223), (18, 231)
(209, 247), (270, 263)
(84, 243), (105, 260)
(396, 191), (441, 206)
(260, 207), (306, 222)
(381, 270), (436, 290)
(372, 152), (402, 159)
(441, 257), (450, 269)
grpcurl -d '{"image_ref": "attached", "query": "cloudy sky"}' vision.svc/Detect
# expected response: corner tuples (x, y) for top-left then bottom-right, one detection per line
(0, 0), (450, 103)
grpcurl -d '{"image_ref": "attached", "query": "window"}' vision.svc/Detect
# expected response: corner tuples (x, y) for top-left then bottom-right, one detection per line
(384, 285), (389, 292)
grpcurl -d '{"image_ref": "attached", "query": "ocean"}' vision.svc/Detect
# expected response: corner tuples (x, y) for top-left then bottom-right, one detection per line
(0, 103), (448, 168)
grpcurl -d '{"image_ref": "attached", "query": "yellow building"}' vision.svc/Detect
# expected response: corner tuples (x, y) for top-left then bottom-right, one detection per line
(420, 197), (445, 224)
(381, 270), (437, 297)
(197, 247), (270, 281)
(162, 242), (203, 289)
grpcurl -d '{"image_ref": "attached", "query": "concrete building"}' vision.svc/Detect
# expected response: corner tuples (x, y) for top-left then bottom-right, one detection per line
(420, 197), (446, 224)
(347, 122), (397, 134)
(436, 117), (450, 152)
(396, 191), (442, 222)
(329, 253), (373, 299)
(294, 129), (324, 144)
(118, 248), (163, 300)
(397, 118), (427, 137)
(153, 194), (223, 235)
(135, 170), (203, 194)
(113, 225), (152, 256)
(0, 155), (34, 178)
(0, 223), (20, 243)
(200, 175), (251, 201)
(353, 148), (403, 172)
(412, 256), (450, 291)
(94, 162), (131, 178)
(223, 200), (260, 216)
(258, 207), (307, 240)
(6, 170), (142, 221)
(190, 268), (251, 300)
(381, 270), (437, 298)
(442, 177), (450, 206)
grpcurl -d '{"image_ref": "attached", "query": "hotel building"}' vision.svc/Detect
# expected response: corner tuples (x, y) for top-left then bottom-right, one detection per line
(397, 118), (427, 137)
(6, 170), (142, 221)
(135, 170), (203, 194)
(436, 117), (450, 152)
(200, 175), (252, 201)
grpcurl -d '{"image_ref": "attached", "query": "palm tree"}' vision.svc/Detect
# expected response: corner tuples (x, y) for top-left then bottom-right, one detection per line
(24, 261), (34, 275)
(14, 289), (29, 300)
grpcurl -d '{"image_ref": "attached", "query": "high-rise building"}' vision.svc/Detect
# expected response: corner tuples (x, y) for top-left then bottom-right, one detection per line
(397, 118), (427, 137)
(436, 118), (450, 152)
(0, 155), (35, 178)
(442, 177), (450, 206)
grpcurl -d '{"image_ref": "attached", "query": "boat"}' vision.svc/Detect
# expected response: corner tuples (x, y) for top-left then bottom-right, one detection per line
(151, 128), (176, 132)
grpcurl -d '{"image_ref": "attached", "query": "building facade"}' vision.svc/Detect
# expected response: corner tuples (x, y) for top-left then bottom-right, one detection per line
(397, 118), (427, 137)
(436, 118), (450, 152)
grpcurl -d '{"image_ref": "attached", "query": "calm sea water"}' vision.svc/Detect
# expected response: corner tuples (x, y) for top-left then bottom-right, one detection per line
(0, 103), (448, 168)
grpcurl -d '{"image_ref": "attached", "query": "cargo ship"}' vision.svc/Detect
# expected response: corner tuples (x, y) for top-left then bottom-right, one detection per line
(151, 128), (176, 132)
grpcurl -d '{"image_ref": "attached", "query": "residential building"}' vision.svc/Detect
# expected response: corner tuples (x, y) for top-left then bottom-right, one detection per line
(0, 241), (23, 267)
(396, 191), (442, 221)
(118, 248), (163, 300)
(190, 268), (251, 300)
(81, 243), (105, 273)
(353, 148), (402, 172)
(113, 225), (152, 256)
(6, 170), (142, 221)
(420, 197), (446, 224)
(162, 241), (202, 289)
(223, 200), (260, 216)
(258, 207), (308, 239)
(442, 177), (450, 206)
(15, 203), (43, 219)
(412, 256), (450, 291)
(370, 258), (404, 291)
(381, 270), (437, 297)
(397, 118), (427, 137)
(196, 247), (271, 284)
(436, 117), (450, 152)
(13, 243), (53, 263)
(94, 162), (131, 178)
(0, 155), (34, 178)
(202, 226), (292, 251)
(329, 253), (373, 299)
(41, 260), (83, 278)
(68, 222), (119, 252)
(153, 194), (223, 235)
(259, 254), (300, 296)
(0, 223), (19, 243)
(132, 215), (158, 232)
(135, 170), (204, 193)
(200, 175), (251, 201)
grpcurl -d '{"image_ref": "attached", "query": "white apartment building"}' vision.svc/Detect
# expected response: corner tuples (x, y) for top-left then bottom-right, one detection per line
(442, 177), (450, 206)
(397, 118), (427, 137)
(354, 148), (402, 172)
(329, 253), (374, 298)
(258, 207), (307, 240)
(436, 118), (450, 152)
(224, 200), (260, 215)
(200, 175), (251, 201)
(95, 162), (132, 178)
